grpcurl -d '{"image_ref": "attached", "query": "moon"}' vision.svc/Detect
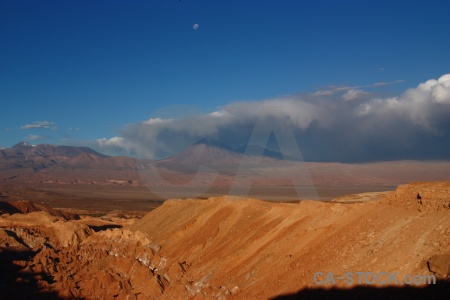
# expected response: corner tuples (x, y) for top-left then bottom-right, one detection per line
(193, 23), (199, 30)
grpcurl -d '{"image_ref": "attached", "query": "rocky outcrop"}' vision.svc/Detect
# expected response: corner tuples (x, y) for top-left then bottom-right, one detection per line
(0, 211), (92, 249)
(22, 229), (174, 299)
(381, 181), (450, 211)
(428, 254), (450, 279)
(0, 212), (197, 299)
(0, 200), (79, 220)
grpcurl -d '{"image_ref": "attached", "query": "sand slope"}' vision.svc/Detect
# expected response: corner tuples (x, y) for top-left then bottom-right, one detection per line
(0, 182), (448, 299)
(129, 182), (450, 299)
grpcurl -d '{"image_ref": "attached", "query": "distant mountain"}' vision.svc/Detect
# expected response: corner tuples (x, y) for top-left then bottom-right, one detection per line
(157, 138), (243, 168)
(0, 142), (141, 170)
(11, 141), (33, 149)
(153, 138), (295, 176)
(0, 139), (298, 173)
(8, 142), (108, 158)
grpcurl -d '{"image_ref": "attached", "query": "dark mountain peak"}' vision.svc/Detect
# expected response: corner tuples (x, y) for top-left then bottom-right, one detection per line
(12, 141), (33, 149)
(235, 144), (299, 161)
(157, 138), (242, 167)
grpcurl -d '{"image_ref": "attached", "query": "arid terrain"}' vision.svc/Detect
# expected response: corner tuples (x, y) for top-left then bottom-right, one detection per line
(1, 143), (449, 299)
(2, 142), (450, 201)
(3, 0), (449, 298)
(0, 181), (449, 299)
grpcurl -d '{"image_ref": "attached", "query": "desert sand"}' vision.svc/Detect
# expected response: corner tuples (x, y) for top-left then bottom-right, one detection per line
(0, 181), (449, 299)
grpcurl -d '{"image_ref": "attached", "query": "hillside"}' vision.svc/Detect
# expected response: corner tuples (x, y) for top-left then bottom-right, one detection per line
(0, 200), (78, 220)
(0, 181), (449, 299)
(128, 181), (450, 298)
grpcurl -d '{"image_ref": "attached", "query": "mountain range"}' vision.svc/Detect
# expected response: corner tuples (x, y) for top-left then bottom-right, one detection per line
(1, 140), (450, 189)
(0, 142), (141, 170)
(0, 139), (286, 171)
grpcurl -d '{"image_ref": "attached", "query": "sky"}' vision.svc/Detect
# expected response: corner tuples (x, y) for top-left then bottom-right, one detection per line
(1, 0), (449, 162)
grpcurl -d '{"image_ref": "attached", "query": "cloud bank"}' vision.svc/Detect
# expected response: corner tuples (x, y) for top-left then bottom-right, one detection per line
(373, 79), (405, 87)
(26, 134), (45, 141)
(97, 74), (450, 162)
(21, 121), (57, 130)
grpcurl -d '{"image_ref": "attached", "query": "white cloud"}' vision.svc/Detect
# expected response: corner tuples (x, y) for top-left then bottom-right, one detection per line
(95, 74), (450, 161)
(97, 136), (126, 147)
(96, 136), (138, 156)
(21, 121), (57, 130)
(312, 90), (333, 96)
(373, 79), (404, 87)
(142, 118), (172, 125)
(210, 111), (229, 117)
(342, 89), (370, 101)
(96, 98), (328, 159)
(26, 134), (45, 141)
(360, 74), (450, 131)
(312, 85), (361, 97)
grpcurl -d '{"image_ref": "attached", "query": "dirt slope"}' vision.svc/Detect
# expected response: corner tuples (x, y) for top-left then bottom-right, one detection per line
(0, 211), (93, 249)
(129, 181), (450, 299)
(0, 181), (448, 299)
(0, 200), (79, 220)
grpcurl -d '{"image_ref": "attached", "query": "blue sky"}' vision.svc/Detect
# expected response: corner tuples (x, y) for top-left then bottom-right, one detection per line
(1, 0), (449, 161)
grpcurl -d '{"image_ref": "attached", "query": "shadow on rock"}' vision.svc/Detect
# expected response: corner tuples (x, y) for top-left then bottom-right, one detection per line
(0, 247), (65, 299)
(88, 224), (122, 232)
(0, 202), (22, 214)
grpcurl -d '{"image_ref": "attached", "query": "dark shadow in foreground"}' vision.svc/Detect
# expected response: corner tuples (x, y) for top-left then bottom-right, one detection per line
(0, 247), (64, 299)
(88, 224), (122, 232)
(270, 281), (450, 300)
(0, 201), (22, 214)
